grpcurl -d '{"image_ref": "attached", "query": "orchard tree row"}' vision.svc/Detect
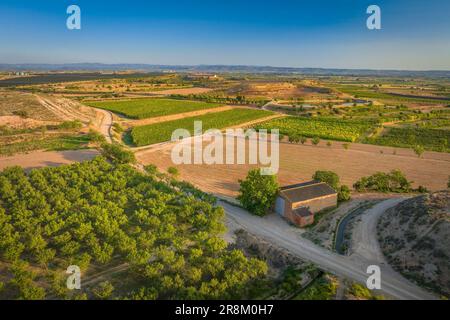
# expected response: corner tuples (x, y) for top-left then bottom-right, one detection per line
(0, 157), (266, 299)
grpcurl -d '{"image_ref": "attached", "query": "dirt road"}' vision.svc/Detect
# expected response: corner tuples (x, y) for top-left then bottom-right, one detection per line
(92, 108), (113, 143)
(351, 198), (407, 264)
(220, 200), (437, 300)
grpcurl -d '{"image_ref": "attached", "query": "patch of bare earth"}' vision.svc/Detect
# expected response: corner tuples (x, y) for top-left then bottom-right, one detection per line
(136, 136), (450, 197)
(0, 149), (99, 171)
(0, 90), (56, 120)
(35, 95), (97, 123)
(378, 191), (450, 297)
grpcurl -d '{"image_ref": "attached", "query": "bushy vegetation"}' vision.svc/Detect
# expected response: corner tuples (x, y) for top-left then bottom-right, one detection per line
(87, 98), (221, 119)
(0, 135), (93, 156)
(312, 171), (351, 202)
(238, 169), (279, 217)
(169, 94), (270, 107)
(131, 108), (273, 146)
(313, 171), (340, 190)
(57, 120), (83, 130)
(255, 117), (377, 142)
(0, 120), (83, 137)
(0, 157), (267, 299)
(112, 123), (124, 133)
(337, 185), (351, 202)
(335, 86), (448, 105)
(365, 127), (449, 152)
(100, 143), (136, 164)
(294, 274), (337, 300)
(353, 170), (412, 193)
(347, 283), (384, 300)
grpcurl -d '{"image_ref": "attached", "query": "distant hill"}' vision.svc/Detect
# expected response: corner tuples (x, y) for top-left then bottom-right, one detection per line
(0, 63), (449, 78)
(378, 191), (450, 297)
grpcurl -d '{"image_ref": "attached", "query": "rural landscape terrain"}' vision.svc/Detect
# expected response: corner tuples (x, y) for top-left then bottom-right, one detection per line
(0, 67), (449, 301)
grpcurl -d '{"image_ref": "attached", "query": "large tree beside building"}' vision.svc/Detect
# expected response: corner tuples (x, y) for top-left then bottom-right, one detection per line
(312, 170), (351, 202)
(313, 171), (340, 190)
(238, 169), (279, 217)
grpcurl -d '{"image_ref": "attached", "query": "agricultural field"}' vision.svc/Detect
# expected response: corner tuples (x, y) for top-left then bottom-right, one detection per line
(131, 108), (274, 146)
(330, 81), (450, 106)
(254, 116), (377, 142)
(86, 98), (222, 119)
(2, 73), (224, 97)
(136, 136), (450, 197)
(315, 104), (450, 123)
(365, 127), (450, 152)
(216, 80), (340, 100)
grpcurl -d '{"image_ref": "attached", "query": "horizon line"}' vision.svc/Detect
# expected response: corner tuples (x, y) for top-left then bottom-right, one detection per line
(1, 62), (450, 73)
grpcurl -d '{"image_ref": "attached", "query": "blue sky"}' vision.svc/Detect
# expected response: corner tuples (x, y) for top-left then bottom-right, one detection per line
(0, 0), (449, 70)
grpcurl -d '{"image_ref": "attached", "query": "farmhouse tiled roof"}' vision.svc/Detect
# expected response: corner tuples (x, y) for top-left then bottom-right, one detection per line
(279, 180), (337, 203)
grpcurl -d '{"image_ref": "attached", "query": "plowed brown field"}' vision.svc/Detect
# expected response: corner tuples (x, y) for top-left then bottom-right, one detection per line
(137, 137), (450, 197)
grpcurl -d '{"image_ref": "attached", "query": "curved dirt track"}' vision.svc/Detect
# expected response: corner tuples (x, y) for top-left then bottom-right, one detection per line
(221, 200), (437, 300)
(92, 108), (113, 143)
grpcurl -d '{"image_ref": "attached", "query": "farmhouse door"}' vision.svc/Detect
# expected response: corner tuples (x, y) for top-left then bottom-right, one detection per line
(275, 197), (285, 217)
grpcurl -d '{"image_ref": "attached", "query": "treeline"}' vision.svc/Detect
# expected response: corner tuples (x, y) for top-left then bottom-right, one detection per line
(0, 157), (267, 299)
(168, 94), (270, 106)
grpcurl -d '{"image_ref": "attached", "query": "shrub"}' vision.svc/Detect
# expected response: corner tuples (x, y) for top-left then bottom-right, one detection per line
(167, 166), (179, 176)
(300, 136), (307, 145)
(413, 145), (425, 158)
(342, 143), (350, 150)
(93, 281), (114, 300)
(312, 136), (321, 145)
(338, 185), (351, 202)
(144, 164), (158, 175)
(12, 110), (29, 118)
(238, 169), (279, 216)
(87, 129), (106, 144)
(100, 143), (136, 164)
(112, 123), (124, 133)
(353, 170), (412, 193)
(289, 134), (300, 143)
(313, 171), (339, 190)
(58, 120), (83, 130)
(416, 185), (429, 193)
(348, 283), (372, 299)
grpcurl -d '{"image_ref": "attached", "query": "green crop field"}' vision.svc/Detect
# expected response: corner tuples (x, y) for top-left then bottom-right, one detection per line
(86, 98), (222, 119)
(254, 117), (378, 142)
(131, 108), (274, 146)
(365, 127), (450, 152)
(335, 86), (448, 104)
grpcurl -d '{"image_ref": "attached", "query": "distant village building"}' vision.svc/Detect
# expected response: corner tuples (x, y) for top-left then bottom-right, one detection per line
(275, 181), (337, 227)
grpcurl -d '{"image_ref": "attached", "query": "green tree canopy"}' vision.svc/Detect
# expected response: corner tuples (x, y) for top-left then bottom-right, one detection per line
(312, 171), (340, 191)
(237, 169), (279, 216)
